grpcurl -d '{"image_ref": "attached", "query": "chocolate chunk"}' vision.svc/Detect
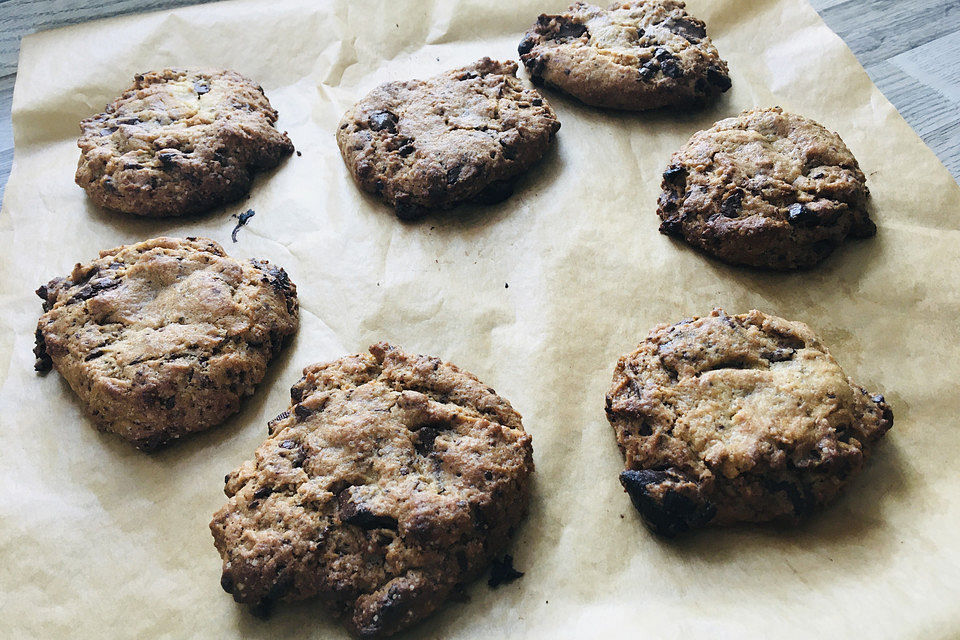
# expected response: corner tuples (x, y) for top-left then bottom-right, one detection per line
(706, 65), (732, 91)
(526, 56), (547, 79)
(446, 164), (463, 185)
(659, 216), (684, 236)
(660, 59), (683, 78)
(230, 209), (256, 243)
(157, 150), (178, 167)
(531, 97), (543, 106)
(194, 81), (210, 95)
(266, 412), (285, 434)
(761, 347), (795, 362)
(787, 202), (818, 226)
(398, 144), (415, 157)
(36, 278), (65, 312)
(220, 571), (235, 594)
(720, 189), (744, 218)
(619, 469), (716, 537)
(253, 486), (273, 500)
(637, 66), (655, 81)
(654, 47), (674, 61)
(488, 554), (524, 588)
(662, 17), (706, 42)
(33, 328), (52, 373)
(69, 276), (121, 303)
(554, 19), (587, 40)
(870, 394), (885, 404)
(249, 260), (297, 313)
(279, 439), (297, 450)
(415, 426), (441, 456)
(369, 110), (398, 133)
(457, 71), (479, 81)
(294, 404), (313, 421)
(339, 499), (398, 530)
(518, 36), (536, 56)
(662, 165), (687, 187)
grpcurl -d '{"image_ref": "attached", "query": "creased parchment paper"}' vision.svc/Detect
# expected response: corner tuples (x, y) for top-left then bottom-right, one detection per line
(1, 1), (959, 638)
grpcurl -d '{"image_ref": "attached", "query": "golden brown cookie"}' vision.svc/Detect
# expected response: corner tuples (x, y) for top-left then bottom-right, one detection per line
(518, 1), (731, 110)
(605, 309), (893, 536)
(76, 69), (293, 217)
(336, 58), (560, 220)
(658, 107), (876, 269)
(210, 343), (534, 638)
(34, 237), (299, 450)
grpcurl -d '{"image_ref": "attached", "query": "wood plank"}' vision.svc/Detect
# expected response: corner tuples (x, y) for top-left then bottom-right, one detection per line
(816, 0), (960, 68)
(0, 72), (13, 201)
(0, 0), (215, 76)
(889, 31), (960, 104)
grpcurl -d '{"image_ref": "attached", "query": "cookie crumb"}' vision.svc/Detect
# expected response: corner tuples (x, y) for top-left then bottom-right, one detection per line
(504, 282), (509, 289)
(231, 209), (256, 242)
(488, 554), (524, 588)
(296, 150), (302, 157)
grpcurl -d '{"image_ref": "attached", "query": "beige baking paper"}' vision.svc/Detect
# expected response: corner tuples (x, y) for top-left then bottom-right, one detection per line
(1, 0), (959, 638)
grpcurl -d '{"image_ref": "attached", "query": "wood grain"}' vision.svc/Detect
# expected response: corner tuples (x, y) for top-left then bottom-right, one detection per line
(1, 0), (958, 202)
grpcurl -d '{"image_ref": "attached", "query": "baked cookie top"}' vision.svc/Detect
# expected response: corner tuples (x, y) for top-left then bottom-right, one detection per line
(336, 58), (560, 219)
(35, 237), (299, 451)
(658, 107), (876, 270)
(518, 1), (731, 110)
(76, 69), (294, 217)
(211, 343), (534, 638)
(605, 309), (893, 536)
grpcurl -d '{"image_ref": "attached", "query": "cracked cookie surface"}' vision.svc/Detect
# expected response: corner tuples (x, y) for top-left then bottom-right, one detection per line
(210, 343), (534, 638)
(336, 58), (560, 219)
(605, 309), (893, 536)
(658, 107), (876, 269)
(76, 68), (293, 217)
(518, 1), (730, 110)
(34, 237), (299, 450)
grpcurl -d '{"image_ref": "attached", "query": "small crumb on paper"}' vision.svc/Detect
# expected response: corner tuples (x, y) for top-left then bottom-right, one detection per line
(230, 209), (256, 242)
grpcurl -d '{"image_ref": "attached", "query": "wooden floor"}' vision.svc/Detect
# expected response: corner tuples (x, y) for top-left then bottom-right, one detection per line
(1, 0), (958, 201)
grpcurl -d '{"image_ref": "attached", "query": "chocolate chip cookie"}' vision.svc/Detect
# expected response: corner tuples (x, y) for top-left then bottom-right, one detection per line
(34, 237), (299, 451)
(518, 1), (731, 110)
(605, 309), (893, 536)
(210, 343), (534, 638)
(76, 69), (293, 217)
(336, 58), (560, 220)
(658, 107), (876, 269)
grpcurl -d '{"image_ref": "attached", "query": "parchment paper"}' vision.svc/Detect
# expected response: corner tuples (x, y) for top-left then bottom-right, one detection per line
(2, 1), (959, 638)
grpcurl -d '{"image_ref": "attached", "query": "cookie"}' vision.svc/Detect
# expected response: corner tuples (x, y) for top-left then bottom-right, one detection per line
(658, 107), (876, 269)
(518, 1), (731, 110)
(336, 58), (560, 220)
(76, 69), (293, 217)
(605, 309), (893, 536)
(210, 343), (534, 638)
(34, 237), (299, 451)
